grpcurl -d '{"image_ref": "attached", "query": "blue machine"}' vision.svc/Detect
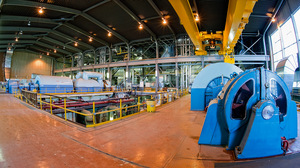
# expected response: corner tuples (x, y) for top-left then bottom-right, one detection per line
(6, 79), (19, 94)
(198, 67), (298, 159)
(191, 63), (243, 111)
(35, 75), (73, 93)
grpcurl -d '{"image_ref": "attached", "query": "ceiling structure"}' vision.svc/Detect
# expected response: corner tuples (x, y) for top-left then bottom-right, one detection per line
(0, 0), (279, 58)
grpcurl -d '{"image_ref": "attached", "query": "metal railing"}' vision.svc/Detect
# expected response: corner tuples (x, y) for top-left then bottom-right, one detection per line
(14, 88), (189, 128)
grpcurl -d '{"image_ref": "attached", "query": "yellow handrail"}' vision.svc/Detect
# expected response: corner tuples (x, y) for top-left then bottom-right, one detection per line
(19, 88), (187, 128)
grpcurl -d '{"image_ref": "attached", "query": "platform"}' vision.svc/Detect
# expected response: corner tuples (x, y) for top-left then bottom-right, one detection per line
(0, 94), (299, 168)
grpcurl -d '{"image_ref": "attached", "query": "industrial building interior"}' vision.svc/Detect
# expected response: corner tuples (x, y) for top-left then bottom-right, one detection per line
(1, 0), (300, 167)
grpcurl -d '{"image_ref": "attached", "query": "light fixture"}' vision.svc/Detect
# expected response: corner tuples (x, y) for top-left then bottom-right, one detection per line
(89, 37), (93, 42)
(162, 18), (167, 25)
(38, 7), (44, 14)
(19, 30), (23, 35)
(28, 20), (31, 26)
(138, 23), (143, 30)
(15, 37), (19, 42)
(108, 32), (112, 37)
(47, 52), (49, 56)
(271, 17), (276, 22)
(40, 55), (42, 58)
(53, 49), (57, 53)
(195, 14), (200, 22)
(74, 41), (78, 47)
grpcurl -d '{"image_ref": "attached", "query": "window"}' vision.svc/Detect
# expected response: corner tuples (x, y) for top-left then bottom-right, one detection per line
(294, 7), (300, 36)
(270, 17), (299, 70)
(281, 19), (296, 48)
(271, 30), (282, 54)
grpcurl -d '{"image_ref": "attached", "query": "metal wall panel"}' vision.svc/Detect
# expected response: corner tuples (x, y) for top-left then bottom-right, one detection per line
(0, 53), (5, 81)
(10, 51), (52, 79)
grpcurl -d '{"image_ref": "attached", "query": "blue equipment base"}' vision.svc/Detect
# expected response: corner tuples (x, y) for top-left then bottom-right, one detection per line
(191, 88), (205, 111)
(235, 101), (283, 159)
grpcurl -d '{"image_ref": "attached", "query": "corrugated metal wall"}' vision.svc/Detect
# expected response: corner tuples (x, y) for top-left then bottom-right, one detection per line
(10, 51), (52, 79)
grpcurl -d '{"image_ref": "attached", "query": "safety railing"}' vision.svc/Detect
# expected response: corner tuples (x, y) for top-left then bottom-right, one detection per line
(12, 86), (188, 95)
(14, 88), (189, 128)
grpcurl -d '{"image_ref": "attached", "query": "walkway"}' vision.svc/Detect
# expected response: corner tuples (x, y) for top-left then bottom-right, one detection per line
(0, 94), (299, 168)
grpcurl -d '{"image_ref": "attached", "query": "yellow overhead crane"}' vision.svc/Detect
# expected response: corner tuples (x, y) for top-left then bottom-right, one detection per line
(169, 0), (257, 64)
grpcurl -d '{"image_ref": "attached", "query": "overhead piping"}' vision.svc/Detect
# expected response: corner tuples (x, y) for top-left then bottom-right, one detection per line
(262, 0), (285, 55)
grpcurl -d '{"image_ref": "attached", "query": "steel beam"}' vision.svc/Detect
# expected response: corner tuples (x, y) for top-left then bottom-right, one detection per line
(30, 46), (64, 57)
(35, 41), (71, 55)
(223, 0), (257, 51)
(0, 34), (38, 39)
(51, 30), (94, 49)
(3, 0), (128, 43)
(63, 23), (109, 46)
(81, 13), (129, 43)
(83, 0), (110, 13)
(0, 26), (51, 32)
(0, 44), (28, 48)
(42, 37), (82, 53)
(168, 0), (205, 55)
(5, 0), (81, 14)
(0, 40), (37, 44)
(251, 14), (270, 18)
(113, 0), (156, 38)
(0, 15), (108, 49)
(55, 55), (270, 73)
(241, 37), (261, 55)
(0, 15), (58, 24)
(147, 0), (175, 35)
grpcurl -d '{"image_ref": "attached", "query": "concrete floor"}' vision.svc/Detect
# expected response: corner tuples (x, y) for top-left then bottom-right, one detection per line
(0, 94), (299, 168)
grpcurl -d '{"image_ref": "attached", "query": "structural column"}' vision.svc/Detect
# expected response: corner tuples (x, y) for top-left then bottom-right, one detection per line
(155, 40), (159, 93)
(175, 62), (179, 89)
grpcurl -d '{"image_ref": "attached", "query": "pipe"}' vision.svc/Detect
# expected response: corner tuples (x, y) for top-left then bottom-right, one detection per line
(263, 0), (285, 55)
(43, 98), (135, 109)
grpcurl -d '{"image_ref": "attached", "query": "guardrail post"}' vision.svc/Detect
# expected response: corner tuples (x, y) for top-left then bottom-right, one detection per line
(93, 101), (96, 126)
(64, 98), (67, 121)
(40, 94), (42, 110)
(120, 99), (122, 119)
(167, 93), (169, 103)
(138, 97), (140, 112)
(50, 96), (53, 115)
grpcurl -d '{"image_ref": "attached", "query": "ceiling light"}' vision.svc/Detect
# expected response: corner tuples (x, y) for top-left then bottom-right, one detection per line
(74, 41), (78, 47)
(108, 32), (112, 37)
(89, 37), (93, 42)
(271, 17), (276, 22)
(195, 14), (200, 22)
(28, 20), (31, 26)
(162, 18), (167, 25)
(139, 23), (143, 30)
(19, 30), (23, 35)
(38, 7), (44, 14)
(15, 37), (18, 42)
(53, 49), (57, 53)
(47, 52), (49, 56)
(40, 55), (42, 58)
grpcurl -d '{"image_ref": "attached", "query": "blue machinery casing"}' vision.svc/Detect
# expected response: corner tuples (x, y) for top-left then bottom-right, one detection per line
(198, 67), (298, 159)
(191, 63), (243, 111)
